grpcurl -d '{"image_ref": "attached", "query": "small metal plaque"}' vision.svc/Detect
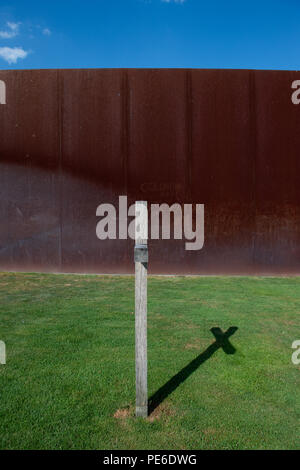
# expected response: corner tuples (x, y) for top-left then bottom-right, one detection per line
(134, 244), (148, 263)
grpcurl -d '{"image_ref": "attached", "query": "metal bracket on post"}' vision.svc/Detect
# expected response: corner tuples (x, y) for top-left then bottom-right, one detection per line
(135, 201), (148, 418)
(134, 244), (148, 264)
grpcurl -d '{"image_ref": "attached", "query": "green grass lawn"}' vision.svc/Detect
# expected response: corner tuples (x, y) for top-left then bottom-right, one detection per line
(0, 272), (299, 450)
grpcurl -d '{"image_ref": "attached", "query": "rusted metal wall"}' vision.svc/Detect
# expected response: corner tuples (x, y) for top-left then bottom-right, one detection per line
(0, 68), (300, 275)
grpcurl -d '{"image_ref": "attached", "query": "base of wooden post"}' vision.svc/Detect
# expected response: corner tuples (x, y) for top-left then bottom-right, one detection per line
(136, 405), (148, 418)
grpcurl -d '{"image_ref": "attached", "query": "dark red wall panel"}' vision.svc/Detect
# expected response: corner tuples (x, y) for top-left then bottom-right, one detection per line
(60, 69), (127, 273)
(254, 71), (300, 273)
(0, 68), (300, 275)
(189, 70), (255, 274)
(127, 69), (189, 273)
(0, 70), (60, 272)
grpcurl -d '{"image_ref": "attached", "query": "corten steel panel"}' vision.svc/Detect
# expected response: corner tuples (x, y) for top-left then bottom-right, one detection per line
(0, 70), (60, 272)
(188, 69), (255, 274)
(60, 69), (127, 273)
(254, 71), (300, 274)
(127, 69), (190, 273)
(1, 68), (300, 275)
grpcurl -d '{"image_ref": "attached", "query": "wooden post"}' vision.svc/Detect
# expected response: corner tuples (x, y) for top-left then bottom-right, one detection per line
(134, 201), (148, 417)
(0, 340), (5, 365)
(0, 80), (6, 105)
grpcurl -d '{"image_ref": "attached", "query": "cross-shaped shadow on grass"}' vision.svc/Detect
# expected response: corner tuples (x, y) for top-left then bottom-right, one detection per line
(148, 326), (238, 415)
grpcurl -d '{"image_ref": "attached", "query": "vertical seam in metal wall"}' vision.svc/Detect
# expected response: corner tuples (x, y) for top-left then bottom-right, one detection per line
(249, 70), (257, 272)
(122, 70), (130, 268)
(186, 70), (193, 202)
(122, 70), (129, 195)
(57, 70), (63, 271)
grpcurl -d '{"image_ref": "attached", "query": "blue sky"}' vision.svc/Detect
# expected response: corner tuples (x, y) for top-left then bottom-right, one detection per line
(0, 0), (299, 70)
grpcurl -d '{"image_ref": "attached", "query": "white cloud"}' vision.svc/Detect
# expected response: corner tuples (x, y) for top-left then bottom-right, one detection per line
(0, 46), (28, 64)
(0, 21), (20, 39)
(162, 0), (186, 3)
(42, 27), (51, 36)
(7, 22), (19, 31)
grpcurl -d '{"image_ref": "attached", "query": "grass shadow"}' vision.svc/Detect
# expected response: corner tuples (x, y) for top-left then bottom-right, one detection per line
(148, 326), (238, 415)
